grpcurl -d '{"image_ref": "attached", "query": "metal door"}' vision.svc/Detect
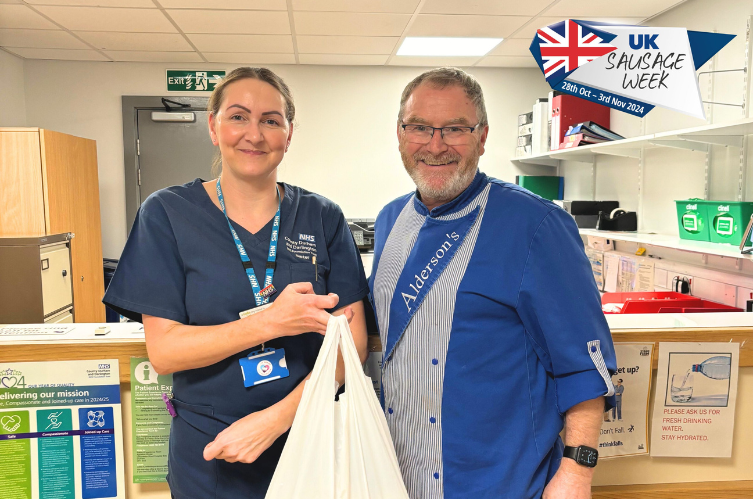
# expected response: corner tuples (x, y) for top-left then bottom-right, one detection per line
(123, 96), (216, 233)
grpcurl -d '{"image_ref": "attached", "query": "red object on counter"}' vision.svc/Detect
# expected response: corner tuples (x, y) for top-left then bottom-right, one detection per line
(601, 292), (742, 314)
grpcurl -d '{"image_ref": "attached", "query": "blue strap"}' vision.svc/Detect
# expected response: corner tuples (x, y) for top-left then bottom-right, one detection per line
(216, 178), (280, 307)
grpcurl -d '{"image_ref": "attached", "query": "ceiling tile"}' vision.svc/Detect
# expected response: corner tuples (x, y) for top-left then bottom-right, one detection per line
(35, 6), (177, 32)
(299, 54), (388, 65)
(0, 5), (58, 29)
(422, 0), (554, 16)
(104, 50), (202, 62)
(159, 0), (286, 9)
(292, 0), (419, 13)
(545, 0), (684, 18)
(294, 12), (410, 36)
(203, 52), (296, 63)
(389, 55), (480, 67)
(488, 38), (531, 56)
(0, 28), (88, 48)
(6, 47), (108, 60)
(168, 9), (290, 34)
(408, 14), (529, 38)
(25, 0), (154, 6)
(187, 34), (293, 53)
(512, 17), (646, 39)
(476, 55), (538, 67)
(0, 0), (21, 3)
(76, 31), (192, 51)
(296, 35), (397, 54)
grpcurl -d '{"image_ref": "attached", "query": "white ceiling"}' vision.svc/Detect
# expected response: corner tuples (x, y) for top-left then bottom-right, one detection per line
(0, 0), (687, 66)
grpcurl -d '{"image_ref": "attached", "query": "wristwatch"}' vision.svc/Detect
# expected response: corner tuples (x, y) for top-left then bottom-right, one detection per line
(563, 445), (599, 468)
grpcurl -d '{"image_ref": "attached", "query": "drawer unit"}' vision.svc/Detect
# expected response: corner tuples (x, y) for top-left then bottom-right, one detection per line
(0, 233), (74, 323)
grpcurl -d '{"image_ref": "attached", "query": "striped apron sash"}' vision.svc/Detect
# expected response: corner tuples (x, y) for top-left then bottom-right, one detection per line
(384, 205), (481, 362)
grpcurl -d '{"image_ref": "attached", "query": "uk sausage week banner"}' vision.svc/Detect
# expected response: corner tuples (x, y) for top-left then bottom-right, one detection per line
(530, 19), (735, 118)
(0, 359), (126, 499)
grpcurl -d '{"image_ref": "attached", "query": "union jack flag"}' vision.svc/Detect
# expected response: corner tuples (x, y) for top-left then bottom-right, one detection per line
(537, 20), (616, 82)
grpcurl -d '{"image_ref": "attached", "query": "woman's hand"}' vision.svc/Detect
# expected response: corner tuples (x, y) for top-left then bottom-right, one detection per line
(257, 282), (340, 337)
(203, 402), (293, 464)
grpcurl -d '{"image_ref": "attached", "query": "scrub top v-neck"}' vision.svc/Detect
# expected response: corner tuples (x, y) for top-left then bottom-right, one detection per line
(103, 178), (368, 499)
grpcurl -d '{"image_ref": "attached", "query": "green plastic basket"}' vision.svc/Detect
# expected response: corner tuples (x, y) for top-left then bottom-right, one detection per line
(706, 201), (753, 245)
(675, 199), (709, 241)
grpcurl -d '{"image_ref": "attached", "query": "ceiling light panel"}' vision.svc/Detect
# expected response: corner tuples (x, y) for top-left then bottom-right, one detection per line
(397, 37), (502, 56)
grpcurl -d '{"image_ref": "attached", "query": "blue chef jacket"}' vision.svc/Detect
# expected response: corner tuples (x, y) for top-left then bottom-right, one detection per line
(369, 171), (616, 499)
(104, 178), (368, 499)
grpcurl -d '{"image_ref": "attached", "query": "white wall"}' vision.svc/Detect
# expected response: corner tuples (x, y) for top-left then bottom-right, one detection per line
(22, 61), (550, 258)
(561, 0), (753, 281)
(0, 50), (26, 126)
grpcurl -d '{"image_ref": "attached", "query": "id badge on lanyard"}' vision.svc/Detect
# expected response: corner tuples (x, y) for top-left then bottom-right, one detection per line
(216, 179), (288, 387)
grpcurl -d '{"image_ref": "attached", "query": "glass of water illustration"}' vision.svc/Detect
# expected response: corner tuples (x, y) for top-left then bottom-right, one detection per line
(671, 372), (694, 403)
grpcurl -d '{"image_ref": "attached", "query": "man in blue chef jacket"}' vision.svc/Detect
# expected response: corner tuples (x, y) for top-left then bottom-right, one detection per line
(369, 67), (617, 499)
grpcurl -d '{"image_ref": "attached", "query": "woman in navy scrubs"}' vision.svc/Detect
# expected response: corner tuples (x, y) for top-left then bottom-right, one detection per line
(104, 67), (369, 498)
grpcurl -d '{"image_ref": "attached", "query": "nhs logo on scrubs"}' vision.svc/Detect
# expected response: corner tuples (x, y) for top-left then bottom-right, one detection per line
(299, 234), (315, 243)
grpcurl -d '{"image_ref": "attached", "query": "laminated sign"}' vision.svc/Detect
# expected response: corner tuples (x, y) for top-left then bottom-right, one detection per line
(266, 316), (409, 499)
(650, 342), (739, 457)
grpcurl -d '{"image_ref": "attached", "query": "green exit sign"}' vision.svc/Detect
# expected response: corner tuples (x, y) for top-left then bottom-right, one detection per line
(167, 70), (225, 91)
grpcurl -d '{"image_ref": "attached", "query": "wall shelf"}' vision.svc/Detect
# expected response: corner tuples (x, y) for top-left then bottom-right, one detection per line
(512, 117), (753, 167)
(579, 228), (751, 260)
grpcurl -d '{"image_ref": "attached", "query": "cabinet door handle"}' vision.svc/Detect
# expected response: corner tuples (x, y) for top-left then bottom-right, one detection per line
(62, 270), (67, 277)
(41, 259), (49, 270)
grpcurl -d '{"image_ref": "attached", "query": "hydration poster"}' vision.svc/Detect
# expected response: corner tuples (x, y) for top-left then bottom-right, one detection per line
(0, 359), (125, 498)
(651, 343), (739, 457)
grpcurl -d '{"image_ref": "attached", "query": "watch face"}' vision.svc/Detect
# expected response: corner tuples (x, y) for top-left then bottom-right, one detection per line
(578, 447), (598, 467)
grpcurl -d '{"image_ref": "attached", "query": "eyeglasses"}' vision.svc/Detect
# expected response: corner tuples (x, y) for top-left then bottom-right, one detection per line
(400, 123), (479, 145)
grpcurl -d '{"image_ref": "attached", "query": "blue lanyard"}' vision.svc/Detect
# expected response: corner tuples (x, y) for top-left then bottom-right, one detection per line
(216, 178), (280, 307)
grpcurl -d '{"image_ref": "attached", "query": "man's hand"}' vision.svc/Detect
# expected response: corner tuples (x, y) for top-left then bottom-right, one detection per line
(542, 459), (593, 499)
(203, 401), (293, 464)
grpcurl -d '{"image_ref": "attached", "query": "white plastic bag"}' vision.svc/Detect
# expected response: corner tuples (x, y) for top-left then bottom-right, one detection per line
(265, 315), (409, 499)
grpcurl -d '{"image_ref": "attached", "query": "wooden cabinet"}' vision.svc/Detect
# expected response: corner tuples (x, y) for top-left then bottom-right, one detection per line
(0, 128), (105, 322)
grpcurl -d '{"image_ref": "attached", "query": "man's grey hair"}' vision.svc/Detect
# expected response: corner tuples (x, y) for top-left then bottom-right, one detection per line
(398, 67), (488, 126)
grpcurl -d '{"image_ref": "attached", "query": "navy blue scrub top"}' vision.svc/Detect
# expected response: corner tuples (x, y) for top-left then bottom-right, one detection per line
(103, 178), (368, 499)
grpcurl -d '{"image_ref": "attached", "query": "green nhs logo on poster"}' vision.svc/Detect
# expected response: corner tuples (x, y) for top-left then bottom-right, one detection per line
(167, 70), (225, 91)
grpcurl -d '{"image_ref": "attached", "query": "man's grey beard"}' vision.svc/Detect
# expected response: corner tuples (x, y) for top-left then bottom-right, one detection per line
(400, 144), (480, 206)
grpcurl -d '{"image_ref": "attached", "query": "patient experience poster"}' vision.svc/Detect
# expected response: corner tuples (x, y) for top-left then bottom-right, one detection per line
(599, 343), (653, 458)
(650, 342), (739, 457)
(130, 358), (172, 483)
(0, 359), (125, 498)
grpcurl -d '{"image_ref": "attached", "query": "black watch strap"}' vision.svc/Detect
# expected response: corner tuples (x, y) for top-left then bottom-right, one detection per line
(563, 445), (599, 468)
